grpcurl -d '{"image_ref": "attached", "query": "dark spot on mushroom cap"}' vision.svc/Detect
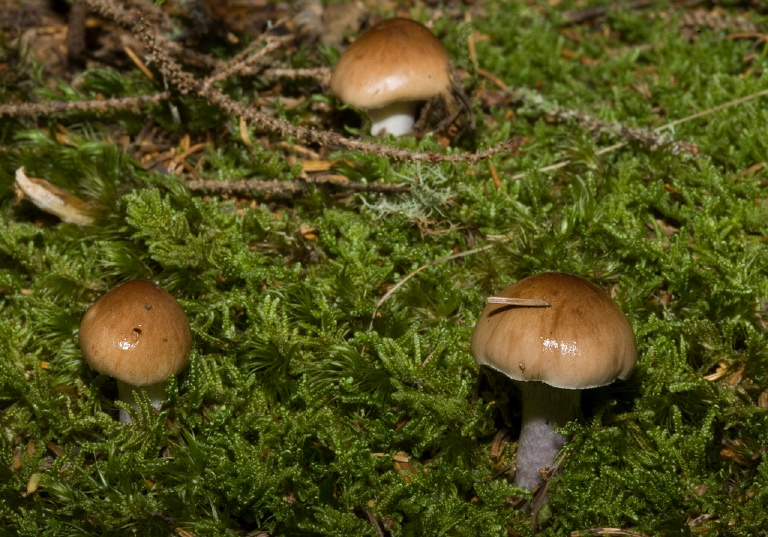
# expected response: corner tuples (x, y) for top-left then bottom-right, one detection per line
(145, 304), (152, 310)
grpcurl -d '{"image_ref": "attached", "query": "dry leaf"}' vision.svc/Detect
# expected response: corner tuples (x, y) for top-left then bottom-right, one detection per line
(14, 167), (95, 225)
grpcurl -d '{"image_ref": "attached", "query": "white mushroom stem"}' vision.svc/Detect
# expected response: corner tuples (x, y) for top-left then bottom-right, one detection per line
(514, 381), (580, 490)
(367, 101), (419, 136)
(116, 379), (167, 424)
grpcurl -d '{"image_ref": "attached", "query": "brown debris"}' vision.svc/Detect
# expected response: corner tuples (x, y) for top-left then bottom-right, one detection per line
(185, 177), (409, 197)
(321, 1), (366, 47)
(678, 8), (763, 35)
(392, 451), (417, 481)
(14, 167), (96, 226)
(757, 390), (768, 408)
(66, 0), (89, 69)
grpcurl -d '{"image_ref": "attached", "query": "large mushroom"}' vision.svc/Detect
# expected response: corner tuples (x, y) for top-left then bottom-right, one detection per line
(471, 273), (637, 491)
(79, 279), (192, 423)
(330, 18), (453, 137)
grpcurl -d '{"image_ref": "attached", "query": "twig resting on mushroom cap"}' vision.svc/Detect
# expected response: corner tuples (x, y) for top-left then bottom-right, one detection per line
(486, 297), (550, 307)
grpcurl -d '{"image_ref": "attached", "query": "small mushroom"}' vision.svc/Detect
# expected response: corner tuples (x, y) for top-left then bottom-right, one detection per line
(471, 273), (637, 491)
(330, 18), (453, 137)
(79, 280), (192, 423)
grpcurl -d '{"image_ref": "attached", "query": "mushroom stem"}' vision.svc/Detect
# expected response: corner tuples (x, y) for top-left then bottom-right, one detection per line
(514, 381), (580, 490)
(368, 101), (419, 136)
(116, 379), (167, 424)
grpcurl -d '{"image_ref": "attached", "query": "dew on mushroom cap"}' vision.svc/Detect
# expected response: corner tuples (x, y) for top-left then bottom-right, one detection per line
(471, 272), (637, 491)
(79, 279), (192, 423)
(330, 18), (452, 137)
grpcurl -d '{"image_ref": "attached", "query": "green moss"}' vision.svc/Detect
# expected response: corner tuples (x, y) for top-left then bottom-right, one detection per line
(2, 0), (768, 535)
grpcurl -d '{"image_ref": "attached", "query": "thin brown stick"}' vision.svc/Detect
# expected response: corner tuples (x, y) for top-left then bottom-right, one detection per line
(203, 34), (294, 90)
(507, 86), (697, 154)
(570, 529), (652, 537)
(727, 32), (768, 43)
(66, 0), (88, 69)
(370, 244), (496, 328)
(486, 297), (550, 307)
(658, 88), (768, 131)
(261, 67), (332, 86)
(511, 87), (768, 180)
(0, 92), (170, 118)
(185, 177), (410, 195)
(363, 509), (386, 537)
(530, 451), (568, 532)
(560, 0), (703, 26)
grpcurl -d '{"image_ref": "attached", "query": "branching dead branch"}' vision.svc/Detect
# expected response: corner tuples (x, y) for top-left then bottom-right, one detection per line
(560, 0), (704, 26)
(670, 7), (762, 34)
(203, 34), (295, 90)
(507, 86), (699, 154)
(185, 177), (411, 196)
(510, 87), (768, 180)
(0, 92), (170, 118)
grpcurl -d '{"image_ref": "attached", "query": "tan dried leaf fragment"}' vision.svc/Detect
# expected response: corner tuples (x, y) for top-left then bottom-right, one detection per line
(14, 167), (95, 226)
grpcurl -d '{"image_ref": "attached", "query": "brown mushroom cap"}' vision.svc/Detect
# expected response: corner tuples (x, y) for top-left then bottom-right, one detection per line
(79, 280), (192, 386)
(330, 18), (452, 109)
(471, 273), (636, 389)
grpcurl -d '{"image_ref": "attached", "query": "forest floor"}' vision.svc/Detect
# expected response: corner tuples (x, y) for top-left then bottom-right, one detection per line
(1, 0), (768, 535)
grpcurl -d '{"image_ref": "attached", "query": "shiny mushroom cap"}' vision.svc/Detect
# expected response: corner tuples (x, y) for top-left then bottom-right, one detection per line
(330, 18), (452, 110)
(471, 273), (637, 389)
(79, 280), (192, 386)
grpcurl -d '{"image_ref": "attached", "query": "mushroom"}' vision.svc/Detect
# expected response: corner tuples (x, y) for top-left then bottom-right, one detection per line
(79, 279), (192, 423)
(471, 273), (636, 491)
(330, 17), (453, 137)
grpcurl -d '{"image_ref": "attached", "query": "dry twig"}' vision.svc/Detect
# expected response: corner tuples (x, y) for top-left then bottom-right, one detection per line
(530, 451), (568, 532)
(370, 243), (496, 328)
(363, 508), (387, 537)
(0, 93), (170, 118)
(203, 34), (294, 90)
(510, 87), (768, 180)
(561, 0), (703, 26)
(185, 177), (410, 196)
(507, 86), (698, 154)
(570, 529), (652, 537)
(261, 67), (332, 87)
